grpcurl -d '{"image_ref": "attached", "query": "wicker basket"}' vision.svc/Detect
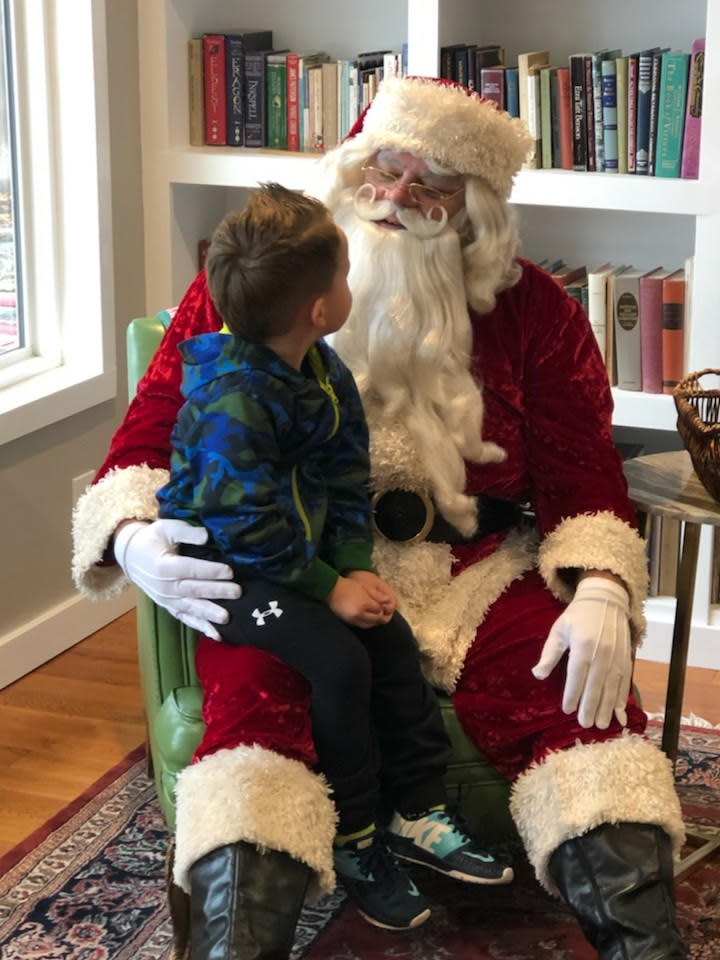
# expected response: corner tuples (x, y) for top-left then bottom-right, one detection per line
(673, 369), (720, 503)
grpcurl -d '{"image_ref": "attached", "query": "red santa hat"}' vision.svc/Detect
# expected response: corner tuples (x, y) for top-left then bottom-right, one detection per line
(340, 75), (532, 200)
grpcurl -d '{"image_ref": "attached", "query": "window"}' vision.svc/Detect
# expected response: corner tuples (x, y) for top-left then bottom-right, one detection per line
(0, 0), (115, 446)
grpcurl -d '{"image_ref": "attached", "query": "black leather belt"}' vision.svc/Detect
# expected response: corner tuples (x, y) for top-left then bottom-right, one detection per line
(371, 489), (525, 544)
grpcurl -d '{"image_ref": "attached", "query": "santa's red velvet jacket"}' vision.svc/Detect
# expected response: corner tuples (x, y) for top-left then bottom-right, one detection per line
(73, 258), (646, 656)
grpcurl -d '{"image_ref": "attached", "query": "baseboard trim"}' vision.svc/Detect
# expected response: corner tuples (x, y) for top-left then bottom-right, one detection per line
(0, 590), (135, 689)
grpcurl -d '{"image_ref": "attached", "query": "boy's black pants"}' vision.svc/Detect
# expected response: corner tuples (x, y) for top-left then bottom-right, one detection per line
(215, 578), (452, 834)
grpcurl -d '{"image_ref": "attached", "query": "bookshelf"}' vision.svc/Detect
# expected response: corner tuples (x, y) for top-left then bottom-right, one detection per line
(138, 0), (720, 666)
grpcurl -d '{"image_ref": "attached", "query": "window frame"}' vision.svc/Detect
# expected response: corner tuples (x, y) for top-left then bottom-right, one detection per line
(0, 0), (115, 446)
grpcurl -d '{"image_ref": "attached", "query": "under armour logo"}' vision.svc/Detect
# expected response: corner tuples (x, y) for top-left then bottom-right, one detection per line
(251, 601), (283, 626)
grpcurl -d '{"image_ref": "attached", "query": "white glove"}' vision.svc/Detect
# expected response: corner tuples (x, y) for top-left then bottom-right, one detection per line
(532, 576), (632, 730)
(113, 519), (241, 641)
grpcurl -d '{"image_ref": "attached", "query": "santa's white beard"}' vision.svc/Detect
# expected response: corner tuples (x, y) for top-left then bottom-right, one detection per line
(331, 190), (505, 537)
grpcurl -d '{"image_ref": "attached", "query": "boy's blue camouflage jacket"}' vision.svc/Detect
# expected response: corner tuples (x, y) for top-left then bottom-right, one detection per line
(157, 332), (375, 600)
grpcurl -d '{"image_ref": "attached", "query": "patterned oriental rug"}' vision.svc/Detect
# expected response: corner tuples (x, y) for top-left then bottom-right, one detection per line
(1, 724), (718, 960)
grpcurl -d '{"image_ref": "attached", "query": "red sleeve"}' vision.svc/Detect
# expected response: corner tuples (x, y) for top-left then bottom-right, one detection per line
(95, 271), (222, 482)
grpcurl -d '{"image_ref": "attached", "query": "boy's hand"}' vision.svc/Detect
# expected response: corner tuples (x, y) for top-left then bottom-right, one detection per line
(326, 576), (389, 628)
(346, 570), (397, 618)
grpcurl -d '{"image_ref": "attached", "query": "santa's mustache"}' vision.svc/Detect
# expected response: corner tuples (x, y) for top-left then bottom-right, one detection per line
(352, 184), (449, 238)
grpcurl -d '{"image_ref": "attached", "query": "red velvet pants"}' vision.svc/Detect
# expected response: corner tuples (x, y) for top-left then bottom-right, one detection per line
(193, 569), (647, 783)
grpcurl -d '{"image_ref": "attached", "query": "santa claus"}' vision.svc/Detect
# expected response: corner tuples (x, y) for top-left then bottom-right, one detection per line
(72, 76), (687, 959)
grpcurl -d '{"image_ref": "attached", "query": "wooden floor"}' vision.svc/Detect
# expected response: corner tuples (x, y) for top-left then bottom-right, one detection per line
(0, 608), (718, 858)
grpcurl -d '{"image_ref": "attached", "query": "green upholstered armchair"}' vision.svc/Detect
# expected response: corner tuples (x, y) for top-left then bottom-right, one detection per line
(128, 314), (515, 841)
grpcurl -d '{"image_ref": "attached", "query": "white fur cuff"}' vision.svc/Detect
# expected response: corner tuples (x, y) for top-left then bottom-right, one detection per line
(509, 734), (685, 895)
(537, 511), (648, 642)
(71, 464), (169, 599)
(173, 744), (338, 899)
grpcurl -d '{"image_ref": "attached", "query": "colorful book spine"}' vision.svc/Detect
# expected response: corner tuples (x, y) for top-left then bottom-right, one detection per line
(243, 50), (268, 148)
(656, 52), (691, 178)
(639, 268), (672, 394)
(635, 49), (657, 175)
(225, 37), (245, 147)
(681, 38), (705, 179)
(505, 67), (519, 118)
(480, 66), (505, 110)
(647, 50), (664, 175)
(627, 54), (638, 172)
(601, 59), (618, 172)
(286, 53), (300, 151)
(584, 55), (596, 171)
(569, 53), (587, 171)
(203, 34), (227, 145)
(616, 57), (629, 173)
(556, 66), (573, 170)
(550, 67), (562, 168)
(188, 38), (204, 146)
(539, 65), (553, 168)
(662, 269), (686, 393)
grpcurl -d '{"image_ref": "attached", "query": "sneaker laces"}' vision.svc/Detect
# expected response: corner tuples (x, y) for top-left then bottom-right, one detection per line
(354, 837), (408, 893)
(429, 806), (473, 845)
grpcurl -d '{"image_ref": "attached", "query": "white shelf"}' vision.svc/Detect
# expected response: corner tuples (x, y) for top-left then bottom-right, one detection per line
(511, 169), (717, 216)
(166, 147), (319, 189)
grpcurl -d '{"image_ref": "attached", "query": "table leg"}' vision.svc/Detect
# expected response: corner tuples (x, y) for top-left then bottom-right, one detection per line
(661, 521), (701, 766)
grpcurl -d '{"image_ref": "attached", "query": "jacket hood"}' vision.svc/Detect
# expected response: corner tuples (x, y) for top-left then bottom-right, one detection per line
(178, 332), (320, 397)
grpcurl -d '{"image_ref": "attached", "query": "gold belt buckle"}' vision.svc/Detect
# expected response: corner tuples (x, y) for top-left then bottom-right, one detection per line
(370, 489), (436, 543)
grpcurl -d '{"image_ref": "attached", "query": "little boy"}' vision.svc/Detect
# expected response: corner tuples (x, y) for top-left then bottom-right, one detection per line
(156, 183), (512, 934)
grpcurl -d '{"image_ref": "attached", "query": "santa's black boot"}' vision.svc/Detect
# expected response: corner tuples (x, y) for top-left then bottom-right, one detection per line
(549, 822), (687, 959)
(188, 841), (311, 960)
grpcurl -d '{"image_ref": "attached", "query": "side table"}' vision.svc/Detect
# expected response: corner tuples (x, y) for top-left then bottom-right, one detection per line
(623, 449), (720, 878)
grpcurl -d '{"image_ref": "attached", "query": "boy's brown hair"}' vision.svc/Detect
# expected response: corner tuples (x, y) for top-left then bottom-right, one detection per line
(206, 182), (341, 342)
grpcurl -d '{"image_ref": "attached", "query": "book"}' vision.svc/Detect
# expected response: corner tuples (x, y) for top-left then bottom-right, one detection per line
(551, 264), (586, 288)
(321, 60), (339, 151)
(614, 267), (659, 391)
(616, 57), (629, 173)
(550, 67), (562, 168)
(527, 66), (543, 168)
(286, 52), (301, 151)
(647, 49), (666, 175)
(681, 38), (705, 179)
(638, 267), (674, 394)
(298, 52), (330, 151)
(266, 51), (288, 149)
(203, 34), (227, 145)
(188, 38), (204, 146)
(635, 48), (661, 175)
(505, 67), (519, 117)
(440, 44), (464, 80)
(586, 262), (614, 362)
(556, 66), (573, 170)
(591, 49), (621, 171)
(566, 276), (588, 306)
(569, 53), (589, 170)
(601, 58), (619, 172)
(656, 51), (691, 178)
(518, 51), (550, 168)
(225, 30), (273, 148)
(605, 265), (631, 381)
(480, 66), (505, 110)
(243, 48), (272, 147)
(584, 54), (596, 171)
(662, 268), (686, 393)
(539, 65), (553, 168)
(308, 63), (324, 151)
(627, 53), (639, 172)
(473, 44), (504, 91)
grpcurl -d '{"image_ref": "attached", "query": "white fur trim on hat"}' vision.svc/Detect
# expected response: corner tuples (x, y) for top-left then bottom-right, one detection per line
(351, 76), (532, 199)
(173, 744), (337, 900)
(537, 511), (649, 644)
(71, 464), (169, 599)
(509, 733), (685, 895)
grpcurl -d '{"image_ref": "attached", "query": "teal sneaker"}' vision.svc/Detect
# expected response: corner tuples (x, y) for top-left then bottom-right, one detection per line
(333, 830), (431, 931)
(387, 807), (514, 885)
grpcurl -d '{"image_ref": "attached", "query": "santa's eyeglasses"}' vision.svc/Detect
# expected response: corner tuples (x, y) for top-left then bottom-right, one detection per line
(360, 164), (465, 204)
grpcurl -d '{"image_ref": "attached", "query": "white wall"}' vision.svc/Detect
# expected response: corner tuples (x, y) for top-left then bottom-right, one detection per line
(0, 1), (145, 686)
